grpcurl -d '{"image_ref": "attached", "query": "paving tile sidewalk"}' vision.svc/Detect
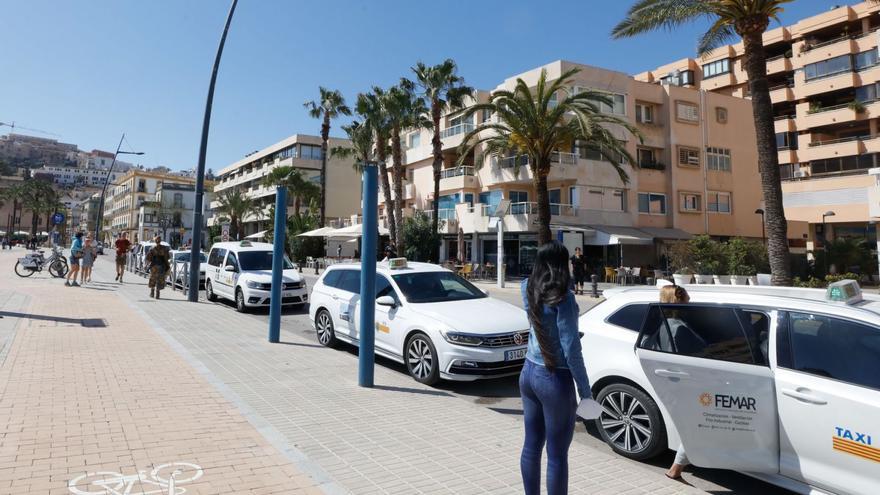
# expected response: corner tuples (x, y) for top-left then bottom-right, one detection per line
(93, 256), (703, 495)
(0, 250), (324, 494)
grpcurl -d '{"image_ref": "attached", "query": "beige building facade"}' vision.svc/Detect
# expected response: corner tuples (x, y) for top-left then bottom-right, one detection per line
(384, 60), (780, 274)
(212, 134), (361, 237)
(637, 1), (880, 254)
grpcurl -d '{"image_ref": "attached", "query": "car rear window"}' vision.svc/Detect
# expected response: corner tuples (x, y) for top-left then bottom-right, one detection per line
(321, 270), (342, 289)
(607, 303), (649, 332)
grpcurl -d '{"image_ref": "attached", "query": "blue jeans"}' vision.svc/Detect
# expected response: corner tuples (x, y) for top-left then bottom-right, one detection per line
(519, 359), (577, 495)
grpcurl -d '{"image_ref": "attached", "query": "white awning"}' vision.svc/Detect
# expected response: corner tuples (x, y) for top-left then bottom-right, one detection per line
(550, 224), (595, 234)
(585, 226), (653, 246)
(638, 227), (693, 241)
(245, 230), (267, 239)
(296, 227), (335, 237)
(327, 224), (390, 237)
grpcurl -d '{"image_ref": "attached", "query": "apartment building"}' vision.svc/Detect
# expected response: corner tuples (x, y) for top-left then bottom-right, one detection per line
(637, 1), (880, 253)
(37, 164), (123, 188)
(212, 134), (361, 237)
(102, 170), (202, 244)
(137, 182), (213, 248)
(385, 60), (783, 275)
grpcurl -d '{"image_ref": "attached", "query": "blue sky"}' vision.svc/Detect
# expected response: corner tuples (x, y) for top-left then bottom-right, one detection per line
(1, 0), (837, 171)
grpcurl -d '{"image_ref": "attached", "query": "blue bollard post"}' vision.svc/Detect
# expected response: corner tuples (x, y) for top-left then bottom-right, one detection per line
(268, 185), (287, 343)
(358, 163), (378, 388)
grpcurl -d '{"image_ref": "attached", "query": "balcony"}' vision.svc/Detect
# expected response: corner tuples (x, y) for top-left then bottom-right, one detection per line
(778, 149), (799, 165)
(801, 102), (859, 129)
(774, 115), (797, 133)
(769, 84), (795, 103)
(801, 135), (865, 162)
(439, 123), (474, 139)
(800, 71), (857, 98)
(802, 37), (855, 66)
(766, 54), (793, 75)
(438, 166), (478, 191)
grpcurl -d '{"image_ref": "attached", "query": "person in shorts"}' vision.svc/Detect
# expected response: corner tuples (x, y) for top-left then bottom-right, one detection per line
(80, 237), (97, 284)
(114, 232), (131, 282)
(66, 232), (84, 287)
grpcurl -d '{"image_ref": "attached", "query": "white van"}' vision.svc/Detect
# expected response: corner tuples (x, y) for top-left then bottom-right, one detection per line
(204, 241), (307, 312)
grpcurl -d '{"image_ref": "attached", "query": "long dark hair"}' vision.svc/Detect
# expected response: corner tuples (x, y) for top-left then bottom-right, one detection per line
(526, 242), (572, 368)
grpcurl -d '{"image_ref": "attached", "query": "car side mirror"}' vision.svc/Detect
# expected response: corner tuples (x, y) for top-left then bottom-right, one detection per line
(224, 265), (236, 272)
(376, 295), (397, 307)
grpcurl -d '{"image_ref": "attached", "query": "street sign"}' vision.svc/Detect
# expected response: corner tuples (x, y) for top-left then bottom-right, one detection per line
(52, 213), (65, 225)
(221, 224), (230, 242)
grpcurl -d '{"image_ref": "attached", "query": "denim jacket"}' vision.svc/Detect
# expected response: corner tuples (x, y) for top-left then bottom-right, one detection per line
(521, 279), (591, 399)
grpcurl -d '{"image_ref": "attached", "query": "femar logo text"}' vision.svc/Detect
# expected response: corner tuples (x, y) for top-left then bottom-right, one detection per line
(699, 392), (756, 412)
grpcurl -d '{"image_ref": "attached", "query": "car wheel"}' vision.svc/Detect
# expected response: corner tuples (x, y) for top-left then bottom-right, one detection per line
(405, 333), (440, 385)
(314, 309), (337, 347)
(235, 288), (248, 313)
(595, 383), (666, 461)
(205, 280), (217, 302)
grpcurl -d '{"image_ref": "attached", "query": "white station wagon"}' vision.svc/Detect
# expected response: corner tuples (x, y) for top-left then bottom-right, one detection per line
(309, 260), (530, 385)
(580, 280), (880, 495)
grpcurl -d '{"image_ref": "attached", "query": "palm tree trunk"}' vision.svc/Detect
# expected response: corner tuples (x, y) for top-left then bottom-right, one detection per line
(533, 161), (552, 245)
(319, 114), (331, 228)
(391, 124), (405, 254)
(376, 139), (396, 247)
(431, 101), (442, 263)
(742, 31), (791, 286)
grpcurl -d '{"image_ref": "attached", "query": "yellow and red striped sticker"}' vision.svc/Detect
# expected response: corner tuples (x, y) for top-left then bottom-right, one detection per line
(833, 437), (880, 463)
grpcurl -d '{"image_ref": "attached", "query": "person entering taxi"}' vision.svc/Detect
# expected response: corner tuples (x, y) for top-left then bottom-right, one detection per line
(519, 242), (593, 495)
(658, 282), (692, 481)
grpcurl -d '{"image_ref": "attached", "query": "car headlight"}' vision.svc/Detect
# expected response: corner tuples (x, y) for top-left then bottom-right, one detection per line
(441, 331), (484, 347)
(246, 280), (267, 289)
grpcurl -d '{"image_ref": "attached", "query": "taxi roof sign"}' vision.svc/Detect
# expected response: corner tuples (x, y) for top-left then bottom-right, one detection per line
(239, 240), (253, 247)
(388, 257), (408, 269)
(826, 279), (863, 305)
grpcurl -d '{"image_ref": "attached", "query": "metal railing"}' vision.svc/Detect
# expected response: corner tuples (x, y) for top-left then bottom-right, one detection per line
(439, 123), (475, 139)
(497, 151), (577, 169)
(808, 134), (871, 147)
(440, 166), (475, 179)
(804, 33), (856, 52)
(806, 101), (855, 114)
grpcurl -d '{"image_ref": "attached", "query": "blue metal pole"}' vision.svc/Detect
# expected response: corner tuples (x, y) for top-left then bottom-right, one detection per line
(358, 163), (378, 388)
(268, 186), (286, 343)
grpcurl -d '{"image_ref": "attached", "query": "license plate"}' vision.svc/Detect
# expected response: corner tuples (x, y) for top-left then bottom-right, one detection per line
(283, 292), (294, 297)
(505, 348), (527, 361)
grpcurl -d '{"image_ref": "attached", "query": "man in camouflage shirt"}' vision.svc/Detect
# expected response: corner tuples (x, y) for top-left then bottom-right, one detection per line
(146, 235), (171, 299)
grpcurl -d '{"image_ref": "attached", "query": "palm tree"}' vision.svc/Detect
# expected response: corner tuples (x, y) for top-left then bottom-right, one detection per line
(213, 188), (260, 240)
(263, 166), (321, 217)
(304, 87), (352, 228)
(20, 179), (55, 236)
(410, 59), (475, 251)
(3, 183), (25, 234)
(332, 120), (376, 173)
(459, 68), (639, 245)
(612, 0), (793, 285)
(382, 83), (430, 254)
(356, 89), (397, 246)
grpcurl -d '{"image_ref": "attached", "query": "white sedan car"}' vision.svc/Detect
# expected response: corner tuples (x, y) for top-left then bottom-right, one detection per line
(309, 260), (530, 385)
(169, 250), (208, 288)
(580, 280), (880, 495)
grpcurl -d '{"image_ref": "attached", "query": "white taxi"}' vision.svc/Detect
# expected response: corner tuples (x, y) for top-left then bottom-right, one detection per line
(204, 241), (307, 312)
(309, 259), (530, 385)
(580, 280), (880, 495)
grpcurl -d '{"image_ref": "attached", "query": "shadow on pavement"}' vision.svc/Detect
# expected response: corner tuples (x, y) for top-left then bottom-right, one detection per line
(0, 311), (106, 327)
(276, 340), (324, 349)
(373, 384), (454, 397)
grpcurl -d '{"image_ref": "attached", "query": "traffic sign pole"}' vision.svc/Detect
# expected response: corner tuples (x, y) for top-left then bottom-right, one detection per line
(268, 186), (286, 344)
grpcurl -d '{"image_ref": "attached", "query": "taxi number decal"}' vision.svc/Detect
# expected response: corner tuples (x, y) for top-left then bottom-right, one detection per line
(834, 427), (879, 463)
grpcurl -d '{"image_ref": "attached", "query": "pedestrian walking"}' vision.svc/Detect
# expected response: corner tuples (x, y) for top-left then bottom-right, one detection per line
(146, 235), (170, 299)
(114, 232), (131, 282)
(659, 282), (693, 481)
(65, 232), (84, 287)
(570, 247), (586, 295)
(80, 237), (97, 284)
(519, 242), (593, 495)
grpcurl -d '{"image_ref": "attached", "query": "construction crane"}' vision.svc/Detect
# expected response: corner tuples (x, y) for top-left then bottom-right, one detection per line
(0, 121), (61, 138)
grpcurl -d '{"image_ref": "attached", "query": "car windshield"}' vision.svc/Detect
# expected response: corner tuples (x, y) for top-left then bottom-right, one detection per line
(237, 250), (294, 271)
(174, 252), (207, 263)
(392, 271), (486, 303)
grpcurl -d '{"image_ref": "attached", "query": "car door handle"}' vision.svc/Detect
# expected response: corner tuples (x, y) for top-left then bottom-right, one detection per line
(781, 388), (827, 405)
(654, 369), (690, 378)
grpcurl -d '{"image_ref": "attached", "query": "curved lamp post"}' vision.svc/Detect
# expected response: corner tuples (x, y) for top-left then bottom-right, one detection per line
(822, 210), (836, 275)
(754, 208), (765, 245)
(95, 133), (143, 242)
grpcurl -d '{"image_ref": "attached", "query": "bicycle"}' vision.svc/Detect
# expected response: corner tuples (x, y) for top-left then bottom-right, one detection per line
(68, 462), (203, 495)
(14, 245), (68, 278)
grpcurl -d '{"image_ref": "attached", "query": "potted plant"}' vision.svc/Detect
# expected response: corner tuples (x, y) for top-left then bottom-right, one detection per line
(673, 267), (694, 285)
(848, 101), (867, 114)
(724, 238), (756, 285)
(694, 261), (718, 284)
(666, 241), (694, 285)
(689, 235), (722, 284)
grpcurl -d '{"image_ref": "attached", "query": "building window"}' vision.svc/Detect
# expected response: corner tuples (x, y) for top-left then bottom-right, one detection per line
(173, 193), (183, 209)
(716, 107), (728, 124)
(854, 49), (879, 71)
(300, 144), (323, 160)
(679, 193), (701, 212)
(776, 132), (798, 150)
(804, 54), (852, 81)
(678, 146), (700, 167)
(638, 192), (667, 215)
(702, 59), (731, 79)
(548, 92), (558, 109)
(480, 109), (493, 123)
(279, 146), (297, 159)
(637, 148), (660, 169)
(635, 103), (654, 124)
(706, 147), (732, 172)
(408, 133), (421, 148)
(707, 191), (731, 213)
(676, 101), (700, 123)
(578, 142), (628, 164)
(856, 82), (880, 102)
(659, 70), (695, 87)
(597, 92), (626, 115)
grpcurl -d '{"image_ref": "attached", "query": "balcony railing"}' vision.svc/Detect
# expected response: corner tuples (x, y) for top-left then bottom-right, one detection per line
(510, 202), (538, 215)
(806, 101), (854, 114)
(808, 134), (870, 147)
(804, 33), (857, 52)
(439, 123), (475, 139)
(440, 166), (475, 179)
(497, 151), (577, 169)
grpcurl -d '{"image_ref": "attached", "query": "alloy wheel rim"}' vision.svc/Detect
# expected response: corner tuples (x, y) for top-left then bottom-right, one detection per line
(599, 391), (652, 453)
(206, 282), (213, 298)
(236, 292), (244, 309)
(316, 313), (331, 344)
(407, 339), (433, 379)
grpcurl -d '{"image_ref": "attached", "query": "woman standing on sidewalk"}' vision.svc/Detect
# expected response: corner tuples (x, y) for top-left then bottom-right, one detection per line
(65, 232), (84, 287)
(520, 242), (592, 495)
(79, 237), (97, 284)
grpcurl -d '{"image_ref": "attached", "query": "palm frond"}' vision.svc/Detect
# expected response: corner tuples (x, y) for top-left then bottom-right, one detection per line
(611, 0), (710, 39)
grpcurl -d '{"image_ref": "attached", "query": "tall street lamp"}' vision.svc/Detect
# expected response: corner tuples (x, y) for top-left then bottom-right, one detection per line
(188, 0), (238, 302)
(822, 210), (836, 275)
(754, 208), (766, 245)
(95, 133), (143, 242)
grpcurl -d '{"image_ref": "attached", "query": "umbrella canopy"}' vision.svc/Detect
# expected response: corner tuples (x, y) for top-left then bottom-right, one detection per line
(39, 231), (50, 236)
(0, 231), (5, 235)
(14, 231), (29, 236)
(245, 230), (267, 239)
(328, 224), (390, 237)
(297, 227), (335, 237)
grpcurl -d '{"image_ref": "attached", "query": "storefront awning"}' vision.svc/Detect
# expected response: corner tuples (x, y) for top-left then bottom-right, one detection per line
(326, 224), (390, 237)
(550, 224), (595, 234)
(637, 227), (693, 241)
(585, 226), (653, 246)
